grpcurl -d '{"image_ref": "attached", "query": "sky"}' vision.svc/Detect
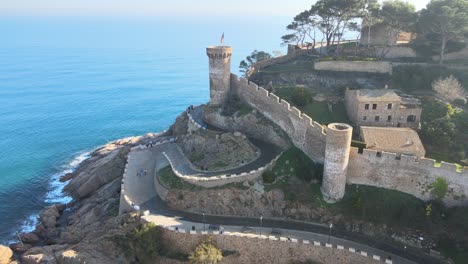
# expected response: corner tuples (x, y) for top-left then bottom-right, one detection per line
(1, 0), (431, 17)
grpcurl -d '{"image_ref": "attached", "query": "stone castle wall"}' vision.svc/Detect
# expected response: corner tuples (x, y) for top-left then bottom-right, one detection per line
(347, 148), (468, 206)
(159, 227), (383, 264)
(163, 151), (282, 188)
(231, 74), (327, 163)
(314, 61), (393, 74)
(230, 73), (468, 206)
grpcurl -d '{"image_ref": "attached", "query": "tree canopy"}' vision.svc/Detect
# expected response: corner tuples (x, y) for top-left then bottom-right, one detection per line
(418, 0), (468, 64)
(239, 50), (272, 77)
(380, 0), (417, 44)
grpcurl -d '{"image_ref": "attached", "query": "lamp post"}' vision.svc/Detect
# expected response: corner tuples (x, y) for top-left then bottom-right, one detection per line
(203, 212), (206, 232)
(260, 215), (263, 236)
(328, 223), (333, 243)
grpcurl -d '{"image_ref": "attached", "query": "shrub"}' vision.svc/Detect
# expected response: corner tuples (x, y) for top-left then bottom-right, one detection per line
(432, 178), (449, 200)
(113, 223), (164, 263)
(291, 87), (313, 107)
(262, 170), (275, 184)
(189, 237), (223, 264)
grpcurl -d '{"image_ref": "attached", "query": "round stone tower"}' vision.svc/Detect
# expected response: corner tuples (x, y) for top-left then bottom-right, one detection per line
(321, 123), (353, 203)
(206, 46), (232, 106)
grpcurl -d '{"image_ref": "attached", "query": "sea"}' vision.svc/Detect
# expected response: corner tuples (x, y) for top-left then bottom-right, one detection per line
(0, 15), (289, 243)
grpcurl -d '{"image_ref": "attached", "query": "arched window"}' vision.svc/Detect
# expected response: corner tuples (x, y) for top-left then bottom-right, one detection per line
(407, 115), (417, 122)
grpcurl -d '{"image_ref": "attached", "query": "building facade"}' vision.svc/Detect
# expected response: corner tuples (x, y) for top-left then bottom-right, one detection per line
(345, 89), (422, 129)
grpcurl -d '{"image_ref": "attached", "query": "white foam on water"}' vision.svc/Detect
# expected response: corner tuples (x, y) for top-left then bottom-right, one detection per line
(14, 151), (91, 238)
(45, 151), (90, 204)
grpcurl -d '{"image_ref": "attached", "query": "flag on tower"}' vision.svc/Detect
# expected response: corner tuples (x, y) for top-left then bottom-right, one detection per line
(220, 32), (224, 44)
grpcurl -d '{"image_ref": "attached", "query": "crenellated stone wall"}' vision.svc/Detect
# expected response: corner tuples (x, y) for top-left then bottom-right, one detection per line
(231, 74), (327, 163)
(229, 73), (468, 206)
(347, 148), (468, 206)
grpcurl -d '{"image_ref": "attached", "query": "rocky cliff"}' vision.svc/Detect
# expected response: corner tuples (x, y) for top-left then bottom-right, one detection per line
(6, 133), (165, 264)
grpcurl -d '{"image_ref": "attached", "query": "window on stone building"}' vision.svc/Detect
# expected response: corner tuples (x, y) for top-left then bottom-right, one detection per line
(365, 104), (369, 110)
(407, 115), (417, 122)
(388, 103), (392, 109)
(375, 116), (380, 122)
(372, 104), (377, 109)
(387, 115), (392, 122)
(363, 116), (367, 121)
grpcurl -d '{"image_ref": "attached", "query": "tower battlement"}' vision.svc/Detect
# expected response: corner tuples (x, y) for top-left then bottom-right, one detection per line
(206, 46), (232, 59)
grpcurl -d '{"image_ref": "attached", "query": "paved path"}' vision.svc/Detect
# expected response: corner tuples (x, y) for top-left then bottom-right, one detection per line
(122, 146), (443, 264)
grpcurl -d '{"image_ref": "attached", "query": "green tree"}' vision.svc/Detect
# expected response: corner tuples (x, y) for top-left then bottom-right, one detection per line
(312, 0), (366, 47)
(189, 237), (223, 264)
(418, 0), (468, 64)
(421, 116), (456, 146)
(239, 50), (272, 77)
(361, 0), (382, 47)
(281, 10), (319, 48)
(380, 0), (417, 47)
(432, 178), (449, 200)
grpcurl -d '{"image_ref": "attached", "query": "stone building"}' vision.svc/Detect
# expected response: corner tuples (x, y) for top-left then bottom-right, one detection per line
(360, 23), (414, 46)
(360, 126), (426, 157)
(345, 89), (422, 129)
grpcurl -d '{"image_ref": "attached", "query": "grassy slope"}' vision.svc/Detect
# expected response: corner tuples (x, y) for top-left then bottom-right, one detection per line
(273, 86), (349, 125)
(265, 147), (468, 263)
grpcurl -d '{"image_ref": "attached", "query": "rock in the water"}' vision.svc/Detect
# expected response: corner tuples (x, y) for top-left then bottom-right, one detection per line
(0, 245), (13, 264)
(19, 233), (40, 244)
(59, 173), (74, 182)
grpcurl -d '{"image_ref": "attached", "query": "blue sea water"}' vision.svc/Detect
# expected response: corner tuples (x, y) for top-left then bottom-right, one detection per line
(0, 15), (289, 242)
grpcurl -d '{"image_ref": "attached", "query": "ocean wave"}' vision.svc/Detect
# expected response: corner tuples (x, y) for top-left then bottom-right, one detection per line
(16, 151), (91, 236)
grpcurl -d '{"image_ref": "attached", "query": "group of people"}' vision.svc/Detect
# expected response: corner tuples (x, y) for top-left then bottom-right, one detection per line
(137, 168), (147, 177)
(187, 105), (194, 113)
(145, 141), (155, 148)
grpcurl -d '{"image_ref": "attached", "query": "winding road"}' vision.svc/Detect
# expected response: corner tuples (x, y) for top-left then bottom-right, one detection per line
(121, 106), (444, 264)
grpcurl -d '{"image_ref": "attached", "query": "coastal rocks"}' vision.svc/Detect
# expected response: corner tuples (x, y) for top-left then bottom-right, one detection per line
(19, 233), (40, 244)
(9, 243), (33, 254)
(64, 147), (128, 199)
(59, 173), (73, 183)
(0, 245), (13, 264)
(40, 206), (60, 229)
(21, 245), (68, 264)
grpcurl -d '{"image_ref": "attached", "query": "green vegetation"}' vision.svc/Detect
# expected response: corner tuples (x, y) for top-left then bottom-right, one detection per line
(212, 161), (228, 170)
(420, 98), (467, 164)
(190, 153), (205, 163)
(189, 237), (223, 264)
(236, 104), (253, 117)
(112, 223), (188, 263)
(417, 0), (468, 64)
(159, 166), (202, 191)
(273, 86), (349, 125)
(291, 87), (313, 107)
(260, 61), (315, 74)
(239, 50), (272, 77)
(318, 56), (379, 62)
(391, 65), (468, 92)
(432, 178), (449, 200)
